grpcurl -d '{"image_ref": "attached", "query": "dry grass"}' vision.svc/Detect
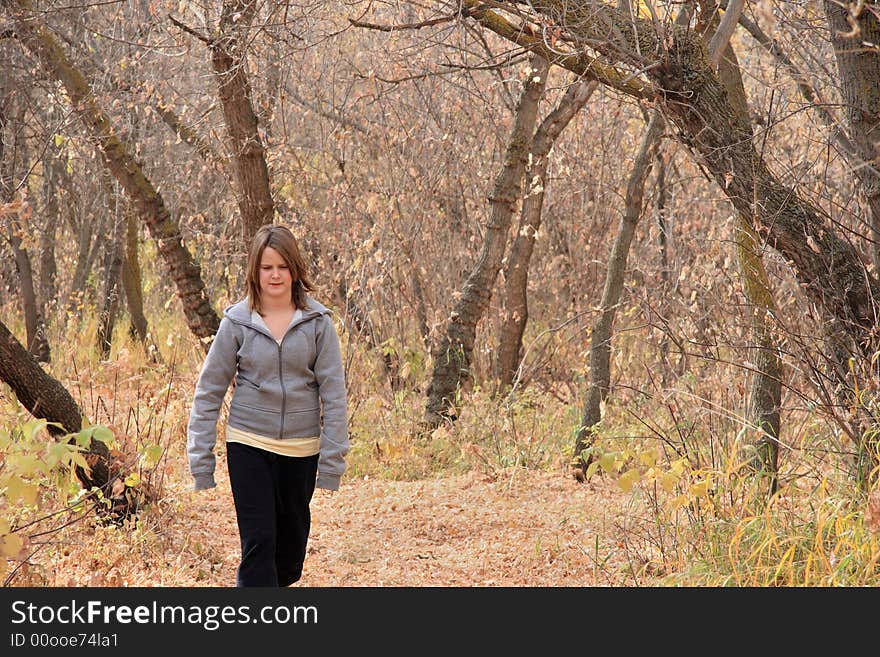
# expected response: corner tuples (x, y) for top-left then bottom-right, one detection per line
(3, 312), (879, 588)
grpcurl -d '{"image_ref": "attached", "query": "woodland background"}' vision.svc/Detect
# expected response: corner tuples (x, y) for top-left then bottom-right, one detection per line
(1, 0), (880, 587)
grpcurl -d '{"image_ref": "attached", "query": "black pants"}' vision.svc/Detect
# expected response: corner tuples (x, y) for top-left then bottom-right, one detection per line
(226, 442), (319, 587)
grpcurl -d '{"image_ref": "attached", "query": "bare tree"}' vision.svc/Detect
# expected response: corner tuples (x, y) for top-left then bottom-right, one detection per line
(95, 172), (125, 359)
(572, 111), (664, 475)
(120, 207), (160, 361)
(454, 0), (880, 414)
(38, 108), (61, 315)
(703, 4), (783, 494)
(3, 0), (220, 345)
(169, 0), (275, 245)
(424, 53), (549, 427)
(0, 73), (50, 362)
(496, 71), (598, 390)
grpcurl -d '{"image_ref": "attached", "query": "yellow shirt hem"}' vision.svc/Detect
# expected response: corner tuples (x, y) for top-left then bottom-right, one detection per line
(226, 426), (320, 457)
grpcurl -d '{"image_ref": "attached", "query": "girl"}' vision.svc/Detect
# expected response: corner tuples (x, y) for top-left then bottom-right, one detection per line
(187, 224), (349, 587)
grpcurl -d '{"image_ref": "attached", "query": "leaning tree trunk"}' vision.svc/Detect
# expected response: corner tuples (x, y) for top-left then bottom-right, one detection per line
(740, 0), (880, 258)
(208, 0), (274, 245)
(462, 2), (880, 479)
(496, 70), (597, 390)
(572, 112), (664, 476)
(4, 0), (220, 346)
(424, 53), (548, 428)
(822, 1), (880, 482)
(0, 318), (111, 492)
(824, 1), (880, 271)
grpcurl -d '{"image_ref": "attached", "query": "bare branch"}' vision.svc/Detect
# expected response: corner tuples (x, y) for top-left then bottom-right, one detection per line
(732, 3), (873, 177)
(167, 13), (213, 45)
(349, 14), (459, 32)
(460, 0), (653, 100)
(708, 0), (744, 67)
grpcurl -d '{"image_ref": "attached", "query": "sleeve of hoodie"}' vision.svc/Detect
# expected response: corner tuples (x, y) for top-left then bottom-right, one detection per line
(314, 313), (349, 491)
(187, 316), (240, 490)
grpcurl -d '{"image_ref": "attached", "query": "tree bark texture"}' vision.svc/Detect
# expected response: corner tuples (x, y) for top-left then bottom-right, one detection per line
(736, 217), (782, 491)
(654, 150), (675, 380)
(211, 0), (274, 245)
(496, 70), (597, 389)
(392, 198), (431, 348)
(339, 277), (401, 392)
(7, 227), (50, 362)
(735, 5), (870, 205)
(4, 0), (220, 345)
(424, 53), (548, 427)
(572, 112), (663, 472)
(63, 198), (99, 321)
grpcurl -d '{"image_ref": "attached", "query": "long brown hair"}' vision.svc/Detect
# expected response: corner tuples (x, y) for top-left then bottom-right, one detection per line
(246, 224), (314, 313)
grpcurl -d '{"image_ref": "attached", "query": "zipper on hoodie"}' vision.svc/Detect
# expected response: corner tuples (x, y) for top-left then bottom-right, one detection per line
(277, 339), (285, 438)
(275, 311), (318, 438)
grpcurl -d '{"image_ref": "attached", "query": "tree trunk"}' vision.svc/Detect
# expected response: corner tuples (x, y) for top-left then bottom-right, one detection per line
(6, 227), (50, 362)
(424, 53), (548, 427)
(654, 150), (676, 382)
(736, 218), (782, 492)
(39, 119), (61, 314)
(4, 0), (220, 346)
(0, 85), (51, 362)
(211, 0), (275, 245)
(824, 1), (880, 271)
(392, 198), (431, 348)
(63, 197), (100, 322)
(711, 30), (784, 495)
(496, 71), (597, 390)
(121, 206), (159, 362)
(572, 112), (664, 475)
(339, 278), (401, 392)
(0, 318), (111, 492)
(96, 174), (125, 360)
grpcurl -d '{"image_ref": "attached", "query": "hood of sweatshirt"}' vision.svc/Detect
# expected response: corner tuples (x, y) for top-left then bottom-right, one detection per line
(223, 296), (331, 337)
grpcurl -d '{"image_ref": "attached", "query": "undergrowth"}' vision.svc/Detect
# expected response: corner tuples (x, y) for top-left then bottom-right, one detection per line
(1, 308), (879, 587)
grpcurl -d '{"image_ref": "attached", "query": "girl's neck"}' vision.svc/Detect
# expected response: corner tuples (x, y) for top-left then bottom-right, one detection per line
(260, 299), (295, 316)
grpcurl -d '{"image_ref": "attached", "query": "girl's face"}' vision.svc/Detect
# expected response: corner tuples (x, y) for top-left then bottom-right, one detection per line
(258, 246), (293, 305)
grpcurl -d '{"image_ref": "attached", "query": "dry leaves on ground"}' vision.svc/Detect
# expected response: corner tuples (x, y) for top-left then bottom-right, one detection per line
(37, 455), (656, 588)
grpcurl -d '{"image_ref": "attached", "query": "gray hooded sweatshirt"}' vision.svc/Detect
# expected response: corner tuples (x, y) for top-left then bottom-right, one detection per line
(187, 296), (349, 491)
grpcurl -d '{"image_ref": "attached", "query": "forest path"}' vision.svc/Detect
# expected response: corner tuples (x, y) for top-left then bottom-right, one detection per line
(165, 458), (647, 587)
